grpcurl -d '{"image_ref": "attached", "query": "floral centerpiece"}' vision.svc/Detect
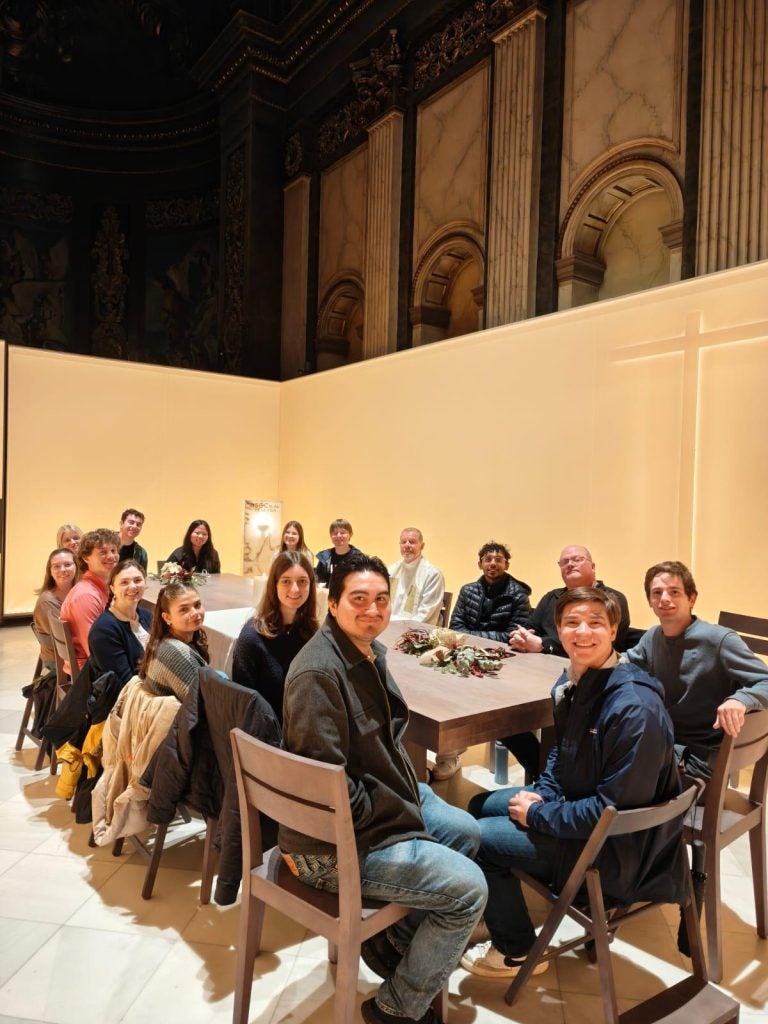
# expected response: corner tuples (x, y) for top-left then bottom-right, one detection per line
(149, 562), (208, 586)
(394, 627), (515, 678)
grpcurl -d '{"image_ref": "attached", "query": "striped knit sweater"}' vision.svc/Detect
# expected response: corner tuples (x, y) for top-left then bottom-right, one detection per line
(142, 638), (206, 702)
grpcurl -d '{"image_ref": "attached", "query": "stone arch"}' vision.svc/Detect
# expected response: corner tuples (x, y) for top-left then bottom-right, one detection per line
(556, 156), (684, 309)
(316, 272), (364, 370)
(410, 223), (485, 346)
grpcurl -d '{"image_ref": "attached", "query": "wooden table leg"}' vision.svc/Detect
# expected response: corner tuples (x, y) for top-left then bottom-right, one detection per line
(405, 739), (428, 781)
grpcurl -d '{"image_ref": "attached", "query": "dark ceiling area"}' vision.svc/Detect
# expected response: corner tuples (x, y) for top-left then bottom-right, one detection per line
(0, 0), (310, 110)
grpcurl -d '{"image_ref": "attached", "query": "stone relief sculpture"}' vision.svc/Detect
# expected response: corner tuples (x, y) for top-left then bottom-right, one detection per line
(90, 205), (129, 358)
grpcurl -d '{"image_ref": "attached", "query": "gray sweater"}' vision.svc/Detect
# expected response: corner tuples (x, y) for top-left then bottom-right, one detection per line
(625, 616), (768, 754)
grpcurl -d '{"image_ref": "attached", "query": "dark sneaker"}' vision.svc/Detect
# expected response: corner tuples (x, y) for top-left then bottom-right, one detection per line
(361, 996), (440, 1024)
(360, 931), (403, 979)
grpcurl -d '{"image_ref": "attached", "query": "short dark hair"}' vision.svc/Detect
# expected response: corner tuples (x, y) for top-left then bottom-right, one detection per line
(329, 518), (353, 536)
(643, 560), (697, 600)
(554, 586), (621, 628)
(328, 551), (389, 602)
(478, 541), (510, 562)
(121, 508), (145, 524)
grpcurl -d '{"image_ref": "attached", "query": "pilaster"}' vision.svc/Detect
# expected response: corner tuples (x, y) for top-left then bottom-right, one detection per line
(486, 5), (547, 327)
(363, 110), (404, 358)
(697, 0), (768, 272)
(281, 175), (311, 379)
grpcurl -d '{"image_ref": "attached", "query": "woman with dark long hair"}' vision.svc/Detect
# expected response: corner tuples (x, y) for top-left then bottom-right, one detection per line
(139, 581), (209, 701)
(167, 519), (221, 574)
(232, 550), (318, 722)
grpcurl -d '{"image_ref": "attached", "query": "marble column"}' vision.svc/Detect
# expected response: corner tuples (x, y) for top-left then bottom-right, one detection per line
(363, 110), (403, 358)
(697, 0), (768, 272)
(486, 5), (547, 327)
(281, 175), (310, 379)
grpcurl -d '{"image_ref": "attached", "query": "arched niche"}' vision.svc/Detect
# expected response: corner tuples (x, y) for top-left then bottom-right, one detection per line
(315, 274), (364, 371)
(410, 225), (485, 346)
(556, 157), (684, 310)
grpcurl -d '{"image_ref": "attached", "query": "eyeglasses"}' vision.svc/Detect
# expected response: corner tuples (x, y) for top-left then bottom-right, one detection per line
(558, 556), (588, 567)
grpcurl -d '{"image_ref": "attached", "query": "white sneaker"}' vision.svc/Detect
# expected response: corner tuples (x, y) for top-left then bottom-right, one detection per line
(460, 941), (548, 980)
(431, 754), (462, 780)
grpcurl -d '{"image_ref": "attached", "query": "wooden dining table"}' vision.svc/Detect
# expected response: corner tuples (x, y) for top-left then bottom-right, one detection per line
(382, 621), (567, 779)
(139, 580), (564, 778)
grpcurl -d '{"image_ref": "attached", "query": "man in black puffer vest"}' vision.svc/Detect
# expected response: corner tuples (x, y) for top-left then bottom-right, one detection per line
(436, 541), (532, 780)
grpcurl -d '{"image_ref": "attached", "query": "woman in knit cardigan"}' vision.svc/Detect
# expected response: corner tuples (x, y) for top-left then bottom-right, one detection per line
(139, 581), (209, 701)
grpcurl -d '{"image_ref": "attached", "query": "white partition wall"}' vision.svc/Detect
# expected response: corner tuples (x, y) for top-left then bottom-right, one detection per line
(3, 261), (767, 624)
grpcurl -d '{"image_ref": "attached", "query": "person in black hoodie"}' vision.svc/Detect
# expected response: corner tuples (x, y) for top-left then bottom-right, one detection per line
(462, 586), (684, 981)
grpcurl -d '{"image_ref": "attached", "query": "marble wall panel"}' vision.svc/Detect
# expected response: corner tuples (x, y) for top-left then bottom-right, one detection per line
(562, 0), (684, 205)
(413, 62), (489, 262)
(318, 143), (368, 296)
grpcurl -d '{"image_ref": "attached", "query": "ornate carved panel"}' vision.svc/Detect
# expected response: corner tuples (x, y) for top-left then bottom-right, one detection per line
(145, 189), (219, 230)
(317, 29), (404, 160)
(413, 0), (518, 91)
(0, 186), (73, 225)
(220, 145), (247, 372)
(90, 205), (129, 357)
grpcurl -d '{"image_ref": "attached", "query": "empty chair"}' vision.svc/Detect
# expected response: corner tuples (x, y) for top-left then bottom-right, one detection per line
(230, 729), (448, 1024)
(504, 784), (739, 1024)
(683, 707), (768, 982)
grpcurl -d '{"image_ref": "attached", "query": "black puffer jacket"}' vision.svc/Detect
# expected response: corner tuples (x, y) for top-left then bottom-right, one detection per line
(142, 667), (281, 905)
(449, 573), (532, 642)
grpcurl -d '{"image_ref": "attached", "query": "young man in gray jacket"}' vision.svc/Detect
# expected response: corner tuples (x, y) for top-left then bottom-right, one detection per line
(280, 552), (487, 1024)
(625, 560), (768, 778)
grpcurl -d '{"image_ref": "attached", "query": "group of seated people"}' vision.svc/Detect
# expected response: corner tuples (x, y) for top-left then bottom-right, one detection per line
(27, 513), (768, 1024)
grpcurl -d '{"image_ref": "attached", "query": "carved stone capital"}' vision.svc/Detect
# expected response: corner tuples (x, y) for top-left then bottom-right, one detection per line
(659, 219), (684, 251)
(555, 253), (605, 287)
(409, 304), (451, 328)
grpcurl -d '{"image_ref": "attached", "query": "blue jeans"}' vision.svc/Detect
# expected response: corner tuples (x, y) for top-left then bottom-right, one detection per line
(291, 782), (487, 1019)
(469, 787), (558, 957)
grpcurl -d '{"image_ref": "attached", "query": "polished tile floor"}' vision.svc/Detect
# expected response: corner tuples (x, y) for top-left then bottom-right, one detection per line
(0, 623), (766, 1023)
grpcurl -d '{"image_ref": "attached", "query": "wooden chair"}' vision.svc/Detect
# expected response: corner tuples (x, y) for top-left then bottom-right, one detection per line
(718, 610), (768, 656)
(230, 729), (448, 1024)
(113, 810), (218, 902)
(47, 615), (79, 775)
(682, 708), (768, 982)
(504, 784), (740, 1024)
(15, 624), (52, 770)
(437, 591), (453, 628)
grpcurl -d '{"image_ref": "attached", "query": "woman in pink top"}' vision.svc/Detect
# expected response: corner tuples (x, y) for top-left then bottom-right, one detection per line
(59, 528), (120, 670)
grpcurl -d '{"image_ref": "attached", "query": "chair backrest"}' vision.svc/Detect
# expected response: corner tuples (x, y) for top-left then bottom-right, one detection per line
(48, 615), (78, 686)
(702, 708), (768, 818)
(30, 622), (46, 669)
(717, 610), (768, 657)
(230, 728), (363, 908)
(437, 591), (453, 628)
(551, 784), (700, 908)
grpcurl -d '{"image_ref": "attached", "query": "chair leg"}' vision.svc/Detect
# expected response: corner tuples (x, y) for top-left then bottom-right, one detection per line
(505, 890), (570, 1006)
(332, 945), (360, 1024)
(33, 738), (49, 771)
(432, 981), (449, 1024)
(142, 824), (168, 900)
(232, 891), (265, 1024)
(112, 837), (124, 857)
(704, 847), (724, 983)
(15, 697), (34, 751)
(585, 871), (619, 1024)
(200, 818), (217, 906)
(749, 821), (768, 938)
